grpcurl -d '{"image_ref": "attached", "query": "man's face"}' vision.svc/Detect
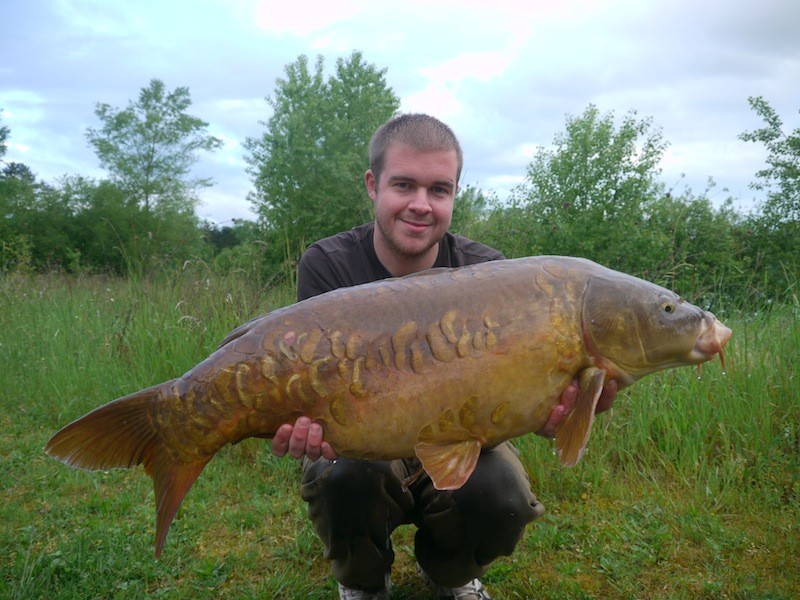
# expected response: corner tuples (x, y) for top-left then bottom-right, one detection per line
(366, 142), (458, 267)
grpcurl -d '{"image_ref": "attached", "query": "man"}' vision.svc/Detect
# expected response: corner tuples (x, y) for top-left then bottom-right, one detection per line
(272, 114), (617, 599)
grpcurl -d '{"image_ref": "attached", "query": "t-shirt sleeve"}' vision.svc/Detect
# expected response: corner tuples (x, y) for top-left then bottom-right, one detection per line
(297, 246), (344, 301)
(446, 234), (506, 266)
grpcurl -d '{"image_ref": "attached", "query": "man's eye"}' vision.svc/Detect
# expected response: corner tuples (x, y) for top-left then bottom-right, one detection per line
(431, 186), (448, 196)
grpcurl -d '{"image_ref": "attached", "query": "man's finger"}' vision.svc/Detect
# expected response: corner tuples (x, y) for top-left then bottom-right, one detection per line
(596, 380), (618, 414)
(321, 441), (337, 461)
(304, 422), (324, 461)
(288, 416), (312, 459)
(271, 424), (293, 457)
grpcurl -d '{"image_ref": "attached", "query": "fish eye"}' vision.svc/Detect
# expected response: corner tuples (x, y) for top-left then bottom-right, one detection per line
(662, 301), (675, 314)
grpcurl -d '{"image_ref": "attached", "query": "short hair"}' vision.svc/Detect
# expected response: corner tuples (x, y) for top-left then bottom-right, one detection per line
(369, 113), (463, 185)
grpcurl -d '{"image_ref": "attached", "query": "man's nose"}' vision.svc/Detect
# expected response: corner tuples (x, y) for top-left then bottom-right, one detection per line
(408, 188), (432, 213)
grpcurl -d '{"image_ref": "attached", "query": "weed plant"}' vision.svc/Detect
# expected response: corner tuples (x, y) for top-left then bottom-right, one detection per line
(1, 267), (797, 599)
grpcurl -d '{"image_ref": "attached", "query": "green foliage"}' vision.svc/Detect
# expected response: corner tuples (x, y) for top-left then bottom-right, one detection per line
(66, 176), (208, 274)
(0, 171), (207, 274)
(85, 78), (223, 214)
(0, 169), (78, 270)
(0, 107), (9, 159)
(738, 96), (800, 301)
(6, 79), (228, 275)
(202, 219), (284, 284)
(1, 87), (214, 275)
(244, 51), (400, 270)
(469, 106), (753, 307)
(0, 162), (37, 269)
(3, 69), (799, 308)
(740, 96), (800, 223)
(450, 184), (493, 235)
(639, 188), (743, 304)
(504, 105), (668, 266)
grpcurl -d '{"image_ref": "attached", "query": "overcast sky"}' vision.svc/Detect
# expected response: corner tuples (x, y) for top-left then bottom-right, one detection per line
(2, 0), (798, 224)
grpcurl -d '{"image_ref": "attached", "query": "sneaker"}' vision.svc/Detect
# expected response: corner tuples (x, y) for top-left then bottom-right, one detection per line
(417, 564), (492, 600)
(337, 574), (391, 600)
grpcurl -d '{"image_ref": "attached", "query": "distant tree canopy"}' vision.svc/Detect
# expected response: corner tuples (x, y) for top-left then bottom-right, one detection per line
(464, 106), (745, 303)
(0, 108), (9, 158)
(740, 96), (800, 224)
(244, 51), (400, 267)
(510, 106), (668, 266)
(0, 110), (37, 269)
(1, 84), (222, 273)
(86, 79), (223, 215)
(0, 64), (797, 306)
(81, 79), (223, 271)
(739, 96), (800, 288)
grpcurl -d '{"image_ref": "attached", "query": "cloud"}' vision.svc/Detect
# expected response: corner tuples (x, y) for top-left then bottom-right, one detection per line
(255, 0), (363, 36)
(419, 51), (516, 84)
(1, 90), (47, 125)
(401, 85), (466, 123)
(3, 0), (798, 221)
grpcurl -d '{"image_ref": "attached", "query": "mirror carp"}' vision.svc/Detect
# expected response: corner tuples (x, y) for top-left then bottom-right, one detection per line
(45, 256), (732, 556)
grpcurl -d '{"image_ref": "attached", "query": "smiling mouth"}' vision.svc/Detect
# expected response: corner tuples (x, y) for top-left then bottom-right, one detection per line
(403, 220), (431, 232)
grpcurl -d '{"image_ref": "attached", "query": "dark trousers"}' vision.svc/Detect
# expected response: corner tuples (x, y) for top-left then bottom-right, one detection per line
(300, 442), (544, 591)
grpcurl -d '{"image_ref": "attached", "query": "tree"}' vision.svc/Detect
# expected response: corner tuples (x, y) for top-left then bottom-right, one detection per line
(477, 105), (746, 306)
(0, 162), (39, 271)
(244, 52), (400, 268)
(740, 96), (800, 224)
(89, 177), (210, 272)
(737, 97), (800, 300)
(0, 112), (39, 270)
(0, 108), (9, 160)
(643, 189), (740, 303)
(450, 184), (493, 236)
(506, 105), (669, 272)
(85, 79), (221, 271)
(86, 79), (222, 215)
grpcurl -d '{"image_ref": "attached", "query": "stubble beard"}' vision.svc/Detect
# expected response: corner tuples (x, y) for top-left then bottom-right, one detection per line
(375, 214), (438, 260)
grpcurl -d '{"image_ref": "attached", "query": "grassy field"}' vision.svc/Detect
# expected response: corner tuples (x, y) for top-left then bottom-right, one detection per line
(1, 266), (798, 599)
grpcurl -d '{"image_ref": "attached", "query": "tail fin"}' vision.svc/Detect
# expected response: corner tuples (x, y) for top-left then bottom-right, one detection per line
(44, 382), (211, 557)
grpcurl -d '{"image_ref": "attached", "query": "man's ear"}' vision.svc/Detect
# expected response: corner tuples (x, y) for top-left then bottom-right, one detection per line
(365, 170), (377, 200)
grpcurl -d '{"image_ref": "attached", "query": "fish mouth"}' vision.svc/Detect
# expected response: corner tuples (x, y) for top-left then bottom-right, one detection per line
(690, 312), (732, 367)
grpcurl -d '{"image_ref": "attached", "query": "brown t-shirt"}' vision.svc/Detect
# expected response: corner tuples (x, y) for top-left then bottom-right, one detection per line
(296, 223), (505, 301)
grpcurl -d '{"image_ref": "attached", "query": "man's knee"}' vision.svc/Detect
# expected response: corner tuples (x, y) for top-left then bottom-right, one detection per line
(457, 444), (544, 521)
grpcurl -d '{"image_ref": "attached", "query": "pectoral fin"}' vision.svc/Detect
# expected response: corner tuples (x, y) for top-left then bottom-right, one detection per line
(555, 367), (606, 467)
(414, 439), (482, 490)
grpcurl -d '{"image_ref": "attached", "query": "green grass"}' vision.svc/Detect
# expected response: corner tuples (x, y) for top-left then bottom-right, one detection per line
(1, 267), (798, 599)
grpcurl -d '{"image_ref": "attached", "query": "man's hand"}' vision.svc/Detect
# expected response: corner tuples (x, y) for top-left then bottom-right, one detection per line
(536, 379), (618, 439)
(271, 416), (337, 461)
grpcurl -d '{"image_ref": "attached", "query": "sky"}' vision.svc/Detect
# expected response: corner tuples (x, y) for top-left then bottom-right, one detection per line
(2, 0), (798, 224)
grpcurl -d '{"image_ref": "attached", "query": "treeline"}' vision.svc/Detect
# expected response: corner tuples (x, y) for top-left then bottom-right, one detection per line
(1, 52), (798, 307)
(460, 103), (799, 307)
